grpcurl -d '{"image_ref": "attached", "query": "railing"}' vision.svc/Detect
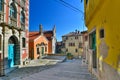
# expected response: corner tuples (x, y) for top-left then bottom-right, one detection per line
(0, 11), (4, 23)
(10, 17), (17, 27)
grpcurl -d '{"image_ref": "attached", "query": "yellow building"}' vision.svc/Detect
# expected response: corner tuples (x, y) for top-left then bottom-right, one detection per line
(84, 0), (120, 80)
(62, 30), (83, 58)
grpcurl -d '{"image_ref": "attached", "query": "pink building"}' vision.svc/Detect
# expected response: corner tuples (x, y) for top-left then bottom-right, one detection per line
(0, 0), (29, 75)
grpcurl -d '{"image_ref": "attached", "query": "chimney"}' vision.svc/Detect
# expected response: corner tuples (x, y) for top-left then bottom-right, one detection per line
(39, 24), (43, 35)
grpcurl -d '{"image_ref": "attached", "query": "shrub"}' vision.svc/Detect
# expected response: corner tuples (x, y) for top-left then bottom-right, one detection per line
(67, 53), (73, 60)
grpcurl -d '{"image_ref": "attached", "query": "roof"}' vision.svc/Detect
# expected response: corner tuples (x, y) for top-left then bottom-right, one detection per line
(62, 31), (81, 37)
(81, 30), (88, 34)
(29, 32), (40, 41)
(29, 30), (53, 41)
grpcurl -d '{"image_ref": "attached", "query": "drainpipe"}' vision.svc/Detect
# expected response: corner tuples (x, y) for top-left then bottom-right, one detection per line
(0, 23), (5, 76)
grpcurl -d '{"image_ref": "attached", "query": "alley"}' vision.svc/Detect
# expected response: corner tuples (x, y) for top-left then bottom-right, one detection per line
(1, 59), (97, 80)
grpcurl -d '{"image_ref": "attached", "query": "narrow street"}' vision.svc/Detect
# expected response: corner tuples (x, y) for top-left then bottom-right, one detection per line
(1, 59), (97, 80)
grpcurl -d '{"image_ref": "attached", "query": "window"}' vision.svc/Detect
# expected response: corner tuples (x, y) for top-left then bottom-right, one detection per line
(79, 43), (82, 48)
(62, 43), (65, 48)
(45, 47), (47, 52)
(75, 36), (78, 39)
(0, 0), (3, 11)
(85, 36), (88, 41)
(0, 35), (1, 50)
(75, 49), (78, 52)
(66, 37), (68, 40)
(86, 0), (88, 5)
(37, 47), (39, 54)
(100, 29), (104, 38)
(22, 38), (26, 48)
(10, 3), (17, 19)
(66, 48), (68, 52)
(69, 43), (75, 46)
(21, 10), (25, 23)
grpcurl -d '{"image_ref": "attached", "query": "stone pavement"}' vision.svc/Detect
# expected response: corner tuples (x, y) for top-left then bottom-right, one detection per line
(0, 56), (66, 80)
(0, 59), (97, 80)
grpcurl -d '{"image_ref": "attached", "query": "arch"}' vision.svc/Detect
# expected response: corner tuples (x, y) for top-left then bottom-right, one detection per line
(10, 2), (17, 19)
(8, 35), (20, 68)
(8, 35), (18, 44)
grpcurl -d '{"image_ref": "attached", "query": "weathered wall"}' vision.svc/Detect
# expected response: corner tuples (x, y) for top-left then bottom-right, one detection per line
(85, 0), (120, 79)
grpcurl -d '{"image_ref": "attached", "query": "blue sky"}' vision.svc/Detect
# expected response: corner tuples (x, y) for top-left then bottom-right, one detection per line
(30, 0), (87, 41)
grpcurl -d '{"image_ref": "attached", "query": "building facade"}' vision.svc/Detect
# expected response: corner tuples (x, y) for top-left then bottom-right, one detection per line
(29, 25), (56, 59)
(81, 31), (89, 62)
(62, 30), (83, 58)
(56, 41), (62, 53)
(84, 0), (120, 80)
(0, 0), (29, 75)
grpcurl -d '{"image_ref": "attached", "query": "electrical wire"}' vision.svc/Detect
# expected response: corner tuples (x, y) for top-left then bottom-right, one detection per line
(54, 0), (83, 14)
(59, 0), (83, 14)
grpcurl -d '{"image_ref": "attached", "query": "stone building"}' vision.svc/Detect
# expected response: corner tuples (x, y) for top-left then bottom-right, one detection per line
(62, 30), (83, 58)
(0, 0), (29, 76)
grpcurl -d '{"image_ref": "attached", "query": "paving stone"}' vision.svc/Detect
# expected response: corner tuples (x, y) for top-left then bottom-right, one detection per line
(0, 59), (97, 80)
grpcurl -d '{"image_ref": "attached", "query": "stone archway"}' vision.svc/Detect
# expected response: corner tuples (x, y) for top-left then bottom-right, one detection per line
(8, 35), (20, 68)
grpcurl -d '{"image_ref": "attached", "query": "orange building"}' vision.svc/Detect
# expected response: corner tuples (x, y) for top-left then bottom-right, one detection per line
(29, 24), (56, 59)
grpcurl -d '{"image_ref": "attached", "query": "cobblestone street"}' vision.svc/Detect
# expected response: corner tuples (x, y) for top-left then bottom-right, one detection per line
(0, 59), (97, 80)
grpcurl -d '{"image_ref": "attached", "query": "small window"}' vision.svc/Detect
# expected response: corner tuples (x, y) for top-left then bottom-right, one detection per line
(66, 37), (68, 40)
(37, 47), (39, 54)
(85, 36), (88, 41)
(45, 47), (47, 52)
(10, 3), (17, 19)
(22, 38), (26, 48)
(0, 0), (3, 11)
(100, 29), (104, 38)
(66, 48), (68, 52)
(75, 36), (78, 39)
(86, 0), (88, 5)
(75, 49), (78, 52)
(21, 10), (25, 23)
(79, 43), (82, 48)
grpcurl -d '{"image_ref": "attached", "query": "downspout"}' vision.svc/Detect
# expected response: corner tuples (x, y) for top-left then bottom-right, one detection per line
(0, 23), (6, 76)
(2, 24), (5, 76)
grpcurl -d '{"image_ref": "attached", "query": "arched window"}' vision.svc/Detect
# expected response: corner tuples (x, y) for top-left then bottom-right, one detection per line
(10, 3), (17, 19)
(21, 10), (25, 23)
(0, 0), (3, 11)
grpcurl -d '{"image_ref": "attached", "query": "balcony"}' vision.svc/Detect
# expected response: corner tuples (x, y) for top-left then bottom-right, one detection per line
(9, 16), (17, 27)
(0, 11), (4, 23)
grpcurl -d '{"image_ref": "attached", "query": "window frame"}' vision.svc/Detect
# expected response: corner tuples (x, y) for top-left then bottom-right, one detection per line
(20, 10), (25, 23)
(100, 29), (104, 38)
(0, 0), (3, 11)
(10, 3), (17, 19)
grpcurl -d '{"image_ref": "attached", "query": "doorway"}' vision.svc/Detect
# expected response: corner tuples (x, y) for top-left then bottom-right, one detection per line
(8, 35), (20, 68)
